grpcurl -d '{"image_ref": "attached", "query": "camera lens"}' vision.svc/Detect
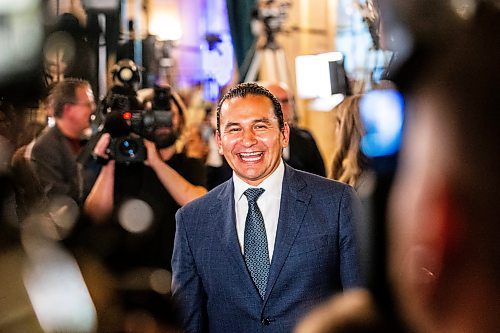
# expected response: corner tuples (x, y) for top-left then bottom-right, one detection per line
(119, 138), (139, 158)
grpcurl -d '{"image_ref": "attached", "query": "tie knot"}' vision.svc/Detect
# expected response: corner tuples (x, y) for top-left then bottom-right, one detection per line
(244, 188), (265, 203)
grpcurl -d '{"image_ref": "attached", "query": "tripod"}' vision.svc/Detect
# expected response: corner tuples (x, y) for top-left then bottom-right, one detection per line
(244, 27), (290, 84)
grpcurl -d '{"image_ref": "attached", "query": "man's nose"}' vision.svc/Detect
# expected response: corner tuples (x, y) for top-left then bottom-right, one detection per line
(241, 128), (257, 146)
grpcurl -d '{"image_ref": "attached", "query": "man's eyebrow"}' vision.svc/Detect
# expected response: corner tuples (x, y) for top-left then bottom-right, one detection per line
(223, 121), (241, 129)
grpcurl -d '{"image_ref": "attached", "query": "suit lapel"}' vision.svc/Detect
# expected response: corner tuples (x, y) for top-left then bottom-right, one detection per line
(211, 180), (255, 290)
(264, 166), (311, 302)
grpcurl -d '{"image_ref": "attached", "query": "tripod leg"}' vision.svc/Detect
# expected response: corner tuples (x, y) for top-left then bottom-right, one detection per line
(274, 48), (289, 85)
(261, 49), (277, 82)
(260, 48), (290, 85)
(244, 50), (262, 82)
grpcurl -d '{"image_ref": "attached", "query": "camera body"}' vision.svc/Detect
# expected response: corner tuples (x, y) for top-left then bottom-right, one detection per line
(108, 109), (173, 163)
(105, 86), (174, 163)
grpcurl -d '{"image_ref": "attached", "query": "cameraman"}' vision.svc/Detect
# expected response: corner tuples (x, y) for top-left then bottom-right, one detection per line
(83, 85), (207, 275)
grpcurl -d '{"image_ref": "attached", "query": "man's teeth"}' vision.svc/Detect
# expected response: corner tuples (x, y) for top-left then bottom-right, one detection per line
(240, 152), (262, 161)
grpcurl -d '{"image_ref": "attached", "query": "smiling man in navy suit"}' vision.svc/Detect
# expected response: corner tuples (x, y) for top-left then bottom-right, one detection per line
(171, 82), (362, 332)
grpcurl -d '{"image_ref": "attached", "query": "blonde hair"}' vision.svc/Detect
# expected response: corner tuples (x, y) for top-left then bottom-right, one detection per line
(330, 95), (366, 188)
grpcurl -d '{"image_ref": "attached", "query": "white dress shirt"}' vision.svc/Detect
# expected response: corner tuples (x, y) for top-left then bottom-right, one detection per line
(233, 159), (285, 262)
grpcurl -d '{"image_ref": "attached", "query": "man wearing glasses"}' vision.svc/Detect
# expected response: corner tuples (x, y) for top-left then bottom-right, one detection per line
(261, 81), (326, 177)
(31, 78), (96, 206)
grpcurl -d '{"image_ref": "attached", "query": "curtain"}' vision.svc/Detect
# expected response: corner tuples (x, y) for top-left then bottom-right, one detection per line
(225, 0), (257, 81)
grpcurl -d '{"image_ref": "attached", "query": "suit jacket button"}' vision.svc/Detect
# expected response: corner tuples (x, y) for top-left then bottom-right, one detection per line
(261, 318), (271, 326)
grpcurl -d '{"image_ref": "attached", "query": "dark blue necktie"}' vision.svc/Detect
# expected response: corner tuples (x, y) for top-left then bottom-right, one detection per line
(243, 188), (269, 299)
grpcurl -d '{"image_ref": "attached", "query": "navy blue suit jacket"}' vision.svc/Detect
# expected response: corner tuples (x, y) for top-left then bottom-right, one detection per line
(172, 164), (362, 332)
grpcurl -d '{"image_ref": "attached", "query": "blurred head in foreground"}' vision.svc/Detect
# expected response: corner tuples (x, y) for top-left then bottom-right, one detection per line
(387, 2), (500, 332)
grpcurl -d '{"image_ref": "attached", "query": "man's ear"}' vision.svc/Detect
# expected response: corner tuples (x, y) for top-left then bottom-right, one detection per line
(281, 122), (290, 148)
(215, 130), (223, 155)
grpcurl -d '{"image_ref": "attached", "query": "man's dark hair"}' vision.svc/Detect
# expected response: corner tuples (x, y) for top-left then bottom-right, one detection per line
(216, 82), (284, 133)
(52, 78), (90, 118)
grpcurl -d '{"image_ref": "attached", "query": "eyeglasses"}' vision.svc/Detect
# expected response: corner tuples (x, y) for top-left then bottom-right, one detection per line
(71, 101), (96, 109)
(278, 98), (292, 104)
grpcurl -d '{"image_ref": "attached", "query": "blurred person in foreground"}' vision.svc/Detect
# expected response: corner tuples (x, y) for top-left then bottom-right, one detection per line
(171, 82), (362, 332)
(296, 1), (500, 333)
(261, 81), (326, 177)
(387, 2), (500, 332)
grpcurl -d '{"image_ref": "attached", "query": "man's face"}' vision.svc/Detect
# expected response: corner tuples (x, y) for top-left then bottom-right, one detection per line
(70, 85), (95, 133)
(216, 94), (289, 186)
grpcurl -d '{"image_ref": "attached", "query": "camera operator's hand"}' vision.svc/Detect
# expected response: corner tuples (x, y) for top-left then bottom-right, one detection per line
(143, 139), (163, 169)
(143, 139), (207, 206)
(84, 132), (115, 223)
(93, 133), (111, 160)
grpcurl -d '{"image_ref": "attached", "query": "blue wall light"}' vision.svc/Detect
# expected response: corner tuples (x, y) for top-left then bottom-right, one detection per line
(201, 0), (234, 101)
(201, 32), (234, 101)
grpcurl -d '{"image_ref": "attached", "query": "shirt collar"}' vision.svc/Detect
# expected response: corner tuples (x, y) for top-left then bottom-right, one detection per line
(233, 158), (285, 202)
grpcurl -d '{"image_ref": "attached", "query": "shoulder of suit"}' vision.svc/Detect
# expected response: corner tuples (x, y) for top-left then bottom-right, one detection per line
(180, 178), (230, 212)
(287, 165), (346, 190)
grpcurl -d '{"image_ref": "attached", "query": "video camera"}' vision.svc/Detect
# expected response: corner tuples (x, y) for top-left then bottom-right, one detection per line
(255, 0), (291, 34)
(104, 86), (174, 163)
